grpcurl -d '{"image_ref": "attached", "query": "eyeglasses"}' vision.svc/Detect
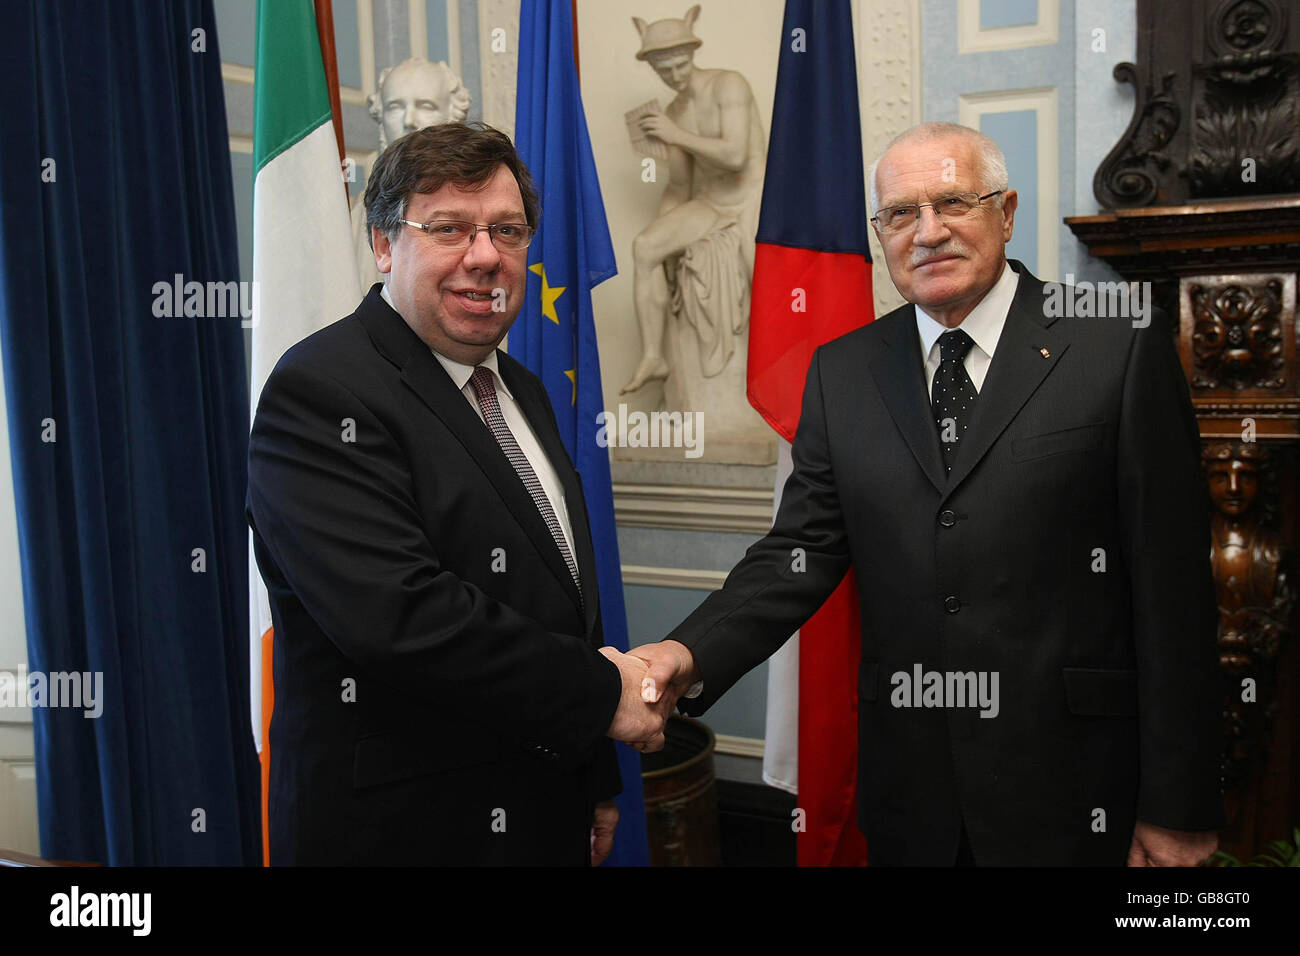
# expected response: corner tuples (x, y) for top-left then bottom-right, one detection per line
(870, 191), (1004, 234)
(399, 219), (535, 251)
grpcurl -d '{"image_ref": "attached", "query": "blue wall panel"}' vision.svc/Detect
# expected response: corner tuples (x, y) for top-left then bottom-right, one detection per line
(979, 109), (1038, 273)
(623, 583), (769, 741)
(333, 0), (362, 88)
(980, 0), (1039, 29)
(426, 0), (450, 63)
(213, 0), (256, 67)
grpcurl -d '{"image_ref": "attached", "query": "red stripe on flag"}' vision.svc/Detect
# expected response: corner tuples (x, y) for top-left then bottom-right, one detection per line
(747, 244), (874, 442)
(745, 242), (872, 866)
(797, 572), (868, 865)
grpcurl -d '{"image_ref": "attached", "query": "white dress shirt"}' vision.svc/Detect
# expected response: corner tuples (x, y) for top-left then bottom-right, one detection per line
(380, 285), (576, 560)
(915, 261), (1020, 394)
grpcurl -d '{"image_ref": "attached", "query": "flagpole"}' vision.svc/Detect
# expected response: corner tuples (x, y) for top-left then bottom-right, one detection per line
(312, 0), (349, 187)
(570, 0), (580, 78)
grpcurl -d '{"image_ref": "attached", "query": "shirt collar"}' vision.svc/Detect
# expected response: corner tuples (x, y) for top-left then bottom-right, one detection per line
(379, 283), (513, 400)
(915, 260), (1019, 362)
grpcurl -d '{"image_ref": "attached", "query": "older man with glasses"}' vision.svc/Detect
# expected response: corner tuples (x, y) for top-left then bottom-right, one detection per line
(631, 121), (1224, 866)
(247, 123), (672, 865)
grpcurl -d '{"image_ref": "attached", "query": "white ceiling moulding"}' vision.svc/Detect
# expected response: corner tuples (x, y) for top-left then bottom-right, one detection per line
(613, 483), (774, 534)
(957, 0), (1060, 54)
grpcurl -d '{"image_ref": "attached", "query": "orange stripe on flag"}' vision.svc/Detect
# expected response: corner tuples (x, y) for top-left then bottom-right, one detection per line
(260, 626), (275, 867)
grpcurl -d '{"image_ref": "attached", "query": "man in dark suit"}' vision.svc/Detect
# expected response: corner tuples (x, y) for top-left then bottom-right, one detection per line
(247, 123), (666, 865)
(634, 122), (1224, 866)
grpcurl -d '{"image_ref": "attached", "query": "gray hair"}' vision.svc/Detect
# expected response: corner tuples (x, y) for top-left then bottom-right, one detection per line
(867, 122), (1009, 213)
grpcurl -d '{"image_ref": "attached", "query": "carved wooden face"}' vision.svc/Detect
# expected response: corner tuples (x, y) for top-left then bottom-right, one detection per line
(1207, 458), (1260, 516)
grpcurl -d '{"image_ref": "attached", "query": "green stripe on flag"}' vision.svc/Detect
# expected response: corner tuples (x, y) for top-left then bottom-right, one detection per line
(253, 0), (335, 177)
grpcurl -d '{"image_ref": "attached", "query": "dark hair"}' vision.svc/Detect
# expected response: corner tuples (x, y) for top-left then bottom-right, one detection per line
(363, 122), (540, 249)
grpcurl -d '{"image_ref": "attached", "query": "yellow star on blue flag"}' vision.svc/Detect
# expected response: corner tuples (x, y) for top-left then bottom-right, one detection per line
(529, 263), (565, 324)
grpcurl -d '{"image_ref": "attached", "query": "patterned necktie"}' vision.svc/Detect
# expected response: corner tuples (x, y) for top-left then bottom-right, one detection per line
(932, 329), (978, 474)
(469, 366), (581, 593)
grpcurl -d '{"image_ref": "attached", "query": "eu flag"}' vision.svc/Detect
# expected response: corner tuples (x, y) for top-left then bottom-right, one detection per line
(511, 0), (650, 867)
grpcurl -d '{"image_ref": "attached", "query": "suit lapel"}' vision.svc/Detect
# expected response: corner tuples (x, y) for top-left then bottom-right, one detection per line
(941, 266), (1068, 499)
(356, 289), (585, 617)
(868, 310), (947, 495)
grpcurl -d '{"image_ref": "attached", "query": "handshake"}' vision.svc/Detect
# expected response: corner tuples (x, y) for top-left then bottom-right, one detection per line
(600, 640), (699, 752)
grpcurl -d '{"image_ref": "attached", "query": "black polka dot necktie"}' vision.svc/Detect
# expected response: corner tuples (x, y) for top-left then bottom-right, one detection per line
(932, 329), (978, 474)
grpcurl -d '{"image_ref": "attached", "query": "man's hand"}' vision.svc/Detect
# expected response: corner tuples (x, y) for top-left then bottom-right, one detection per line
(600, 646), (669, 751)
(1127, 820), (1218, 866)
(628, 640), (698, 710)
(590, 800), (619, 867)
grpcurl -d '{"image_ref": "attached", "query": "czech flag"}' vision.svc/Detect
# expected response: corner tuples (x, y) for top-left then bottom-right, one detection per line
(748, 0), (873, 867)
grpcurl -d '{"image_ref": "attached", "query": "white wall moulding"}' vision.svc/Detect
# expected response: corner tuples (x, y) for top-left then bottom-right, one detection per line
(0, 666), (37, 856)
(957, 0), (1060, 54)
(477, 0), (520, 138)
(223, 10), (371, 107)
(621, 565), (729, 591)
(613, 483), (774, 534)
(221, 63), (254, 86)
(0, 756), (38, 857)
(358, 0), (376, 98)
(448, 0), (464, 79)
(714, 734), (765, 759)
(855, 0), (923, 318)
(958, 86), (1060, 281)
(409, 0), (428, 59)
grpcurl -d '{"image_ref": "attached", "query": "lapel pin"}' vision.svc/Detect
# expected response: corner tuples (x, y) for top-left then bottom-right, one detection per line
(1039, 347), (1051, 359)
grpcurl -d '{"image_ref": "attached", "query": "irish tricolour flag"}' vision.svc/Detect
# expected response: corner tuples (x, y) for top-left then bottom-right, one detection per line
(249, 0), (361, 862)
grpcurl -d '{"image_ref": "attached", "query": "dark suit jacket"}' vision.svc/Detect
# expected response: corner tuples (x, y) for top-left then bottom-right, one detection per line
(247, 285), (622, 865)
(670, 260), (1224, 865)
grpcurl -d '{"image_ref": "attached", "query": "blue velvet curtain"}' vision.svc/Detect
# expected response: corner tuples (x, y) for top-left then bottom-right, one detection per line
(0, 0), (260, 864)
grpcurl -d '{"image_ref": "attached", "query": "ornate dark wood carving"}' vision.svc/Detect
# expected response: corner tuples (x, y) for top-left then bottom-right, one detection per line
(1204, 440), (1295, 786)
(1068, 208), (1300, 852)
(1094, 0), (1300, 209)
(1094, 66), (1180, 208)
(1184, 275), (1292, 391)
(1188, 0), (1299, 197)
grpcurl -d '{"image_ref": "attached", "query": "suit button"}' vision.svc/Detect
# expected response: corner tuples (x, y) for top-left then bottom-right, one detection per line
(938, 509), (957, 527)
(944, 596), (961, 614)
